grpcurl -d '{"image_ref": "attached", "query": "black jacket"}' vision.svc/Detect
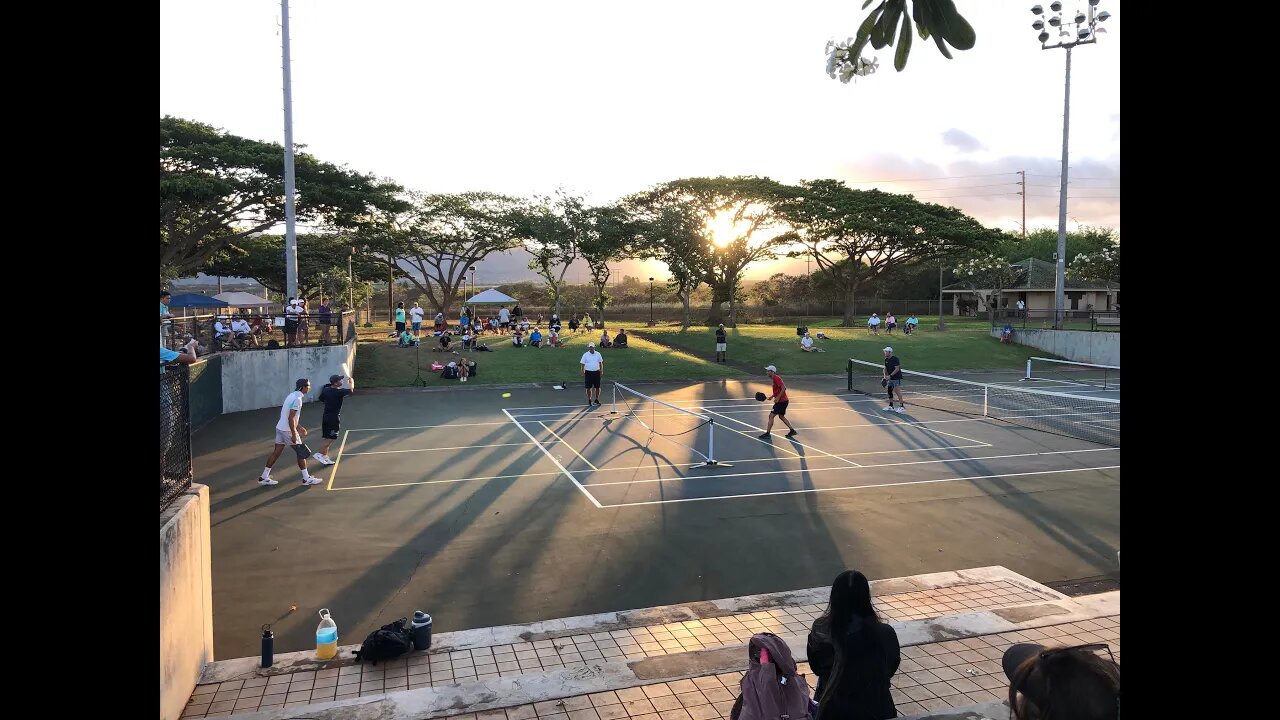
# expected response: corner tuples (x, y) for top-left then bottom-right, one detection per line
(807, 615), (900, 720)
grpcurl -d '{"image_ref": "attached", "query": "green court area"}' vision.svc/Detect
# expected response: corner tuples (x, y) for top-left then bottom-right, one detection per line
(638, 323), (1052, 373)
(355, 327), (743, 388)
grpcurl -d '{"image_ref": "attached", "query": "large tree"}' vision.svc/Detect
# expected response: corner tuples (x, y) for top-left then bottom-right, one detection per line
(628, 197), (712, 330)
(160, 116), (405, 278)
(395, 191), (525, 316)
(640, 177), (789, 326)
(204, 233), (391, 305)
(778, 179), (1000, 326)
(514, 190), (591, 318)
(578, 204), (639, 326)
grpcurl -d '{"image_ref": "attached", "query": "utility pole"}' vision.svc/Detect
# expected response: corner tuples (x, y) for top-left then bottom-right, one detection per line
(280, 0), (299, 299)
(1017, 170), (1027, 239)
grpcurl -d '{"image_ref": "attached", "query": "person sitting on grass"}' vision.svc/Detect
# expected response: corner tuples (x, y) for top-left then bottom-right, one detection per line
(613, 328), (628, 348)
(568, 316), (580, 334)
(512, 328), (524, 347)
(457, 356), (470, 383)
(800, 332), (825, 352)
(868, 313), (882, 335)
(529, 327), (543, 348)
(905, 314), (919, 335)
(548, 327), (561, 347)
(599, 328), (612, 348)
(435, 331), (452, 352)
(1001, 322), (1015, 344)
(462, 329), (476, 350)
(398, 329), (418, 347)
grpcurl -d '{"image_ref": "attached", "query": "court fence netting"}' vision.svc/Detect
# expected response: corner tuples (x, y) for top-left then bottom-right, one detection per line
(610, 382), (730, 468)
(161, 365), (194, 512)
(1024, 356), (1120, 390)
(847, 358), (1119, 448)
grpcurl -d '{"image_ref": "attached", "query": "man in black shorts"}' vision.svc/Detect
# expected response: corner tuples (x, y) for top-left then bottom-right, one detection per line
(580, 341), (604, 406)
(313, 374), (355, 465)
(883, 346), (905, 413)
(760, 364), (797, 439)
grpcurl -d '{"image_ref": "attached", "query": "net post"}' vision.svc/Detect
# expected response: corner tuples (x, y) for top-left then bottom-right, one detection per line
(983, 386), (989, 417)
(1025, 358), (1032, 381)
(708, 420), (715, 464)
(847, 358), (853, 392)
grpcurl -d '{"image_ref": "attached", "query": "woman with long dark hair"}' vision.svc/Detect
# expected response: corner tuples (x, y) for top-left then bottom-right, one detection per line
(807, 570), (900, 720)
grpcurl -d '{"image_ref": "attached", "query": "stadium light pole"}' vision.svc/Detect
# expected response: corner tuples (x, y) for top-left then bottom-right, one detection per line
(280, 0), (299, 300)
(1030, 1), (1110, 329)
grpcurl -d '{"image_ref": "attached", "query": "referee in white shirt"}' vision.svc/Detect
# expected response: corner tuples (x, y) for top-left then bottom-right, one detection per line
(580, 342), (604, 406)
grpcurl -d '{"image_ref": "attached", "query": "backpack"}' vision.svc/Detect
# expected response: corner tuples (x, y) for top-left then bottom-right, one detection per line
(730, 633), (813, 720)
(353, 618), (413, 665)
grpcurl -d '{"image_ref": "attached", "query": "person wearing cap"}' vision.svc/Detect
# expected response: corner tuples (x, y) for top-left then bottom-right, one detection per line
(231, 314), (256, 348)
(213, 315), (234, 350)
(580, 342), (604, 406)
(760, 365), (797, 439)
(314, 374), (355, 465)
(882, 346), (904, 413)
(1002, 642), (1120, 720)
(260, 378), (322, 486)
(800, 332), (819, 352)
(714, 324), (727, 363)
(284, 298), (302, 347)
(867, 312), (881, 335)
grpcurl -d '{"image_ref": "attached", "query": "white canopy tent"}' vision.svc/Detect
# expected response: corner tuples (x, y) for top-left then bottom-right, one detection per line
(213, 291), (275, 308)
(464, 288), (517, 305)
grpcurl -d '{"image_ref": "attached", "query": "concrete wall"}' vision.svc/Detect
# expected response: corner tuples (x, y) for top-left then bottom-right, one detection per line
(219, 339), (358, 413)
(160, 484), (213, 720)
(993, 327), (1120, 366)
(187, 355), (223, 431)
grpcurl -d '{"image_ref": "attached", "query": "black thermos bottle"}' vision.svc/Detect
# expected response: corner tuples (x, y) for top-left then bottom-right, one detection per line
(261, 624), (274, 668)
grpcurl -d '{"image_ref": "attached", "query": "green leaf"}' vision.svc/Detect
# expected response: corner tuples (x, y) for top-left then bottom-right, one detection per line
(851, 10), (878, 58)
(895, 14), (913, 71)
(930, 0), (976, 51)
(862, 0), (878, 10)
(932, 32), (954, 59)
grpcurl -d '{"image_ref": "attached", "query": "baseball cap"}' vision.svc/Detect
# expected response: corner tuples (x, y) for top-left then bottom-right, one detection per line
(587, 342), (595, 347)
(329, 374), (344, 385)
(765, 365), (777, 372)
(295, 378), (310, 391)
(883, 346), (893, 353)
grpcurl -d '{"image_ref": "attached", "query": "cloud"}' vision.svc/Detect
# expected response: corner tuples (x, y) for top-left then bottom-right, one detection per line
(942, 129), (985, 153)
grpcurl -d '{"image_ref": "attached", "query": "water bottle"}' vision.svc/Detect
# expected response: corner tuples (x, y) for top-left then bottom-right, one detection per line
(411, 611), (433, 651)
(261, 625), (274, 668)
(316, 609), (338, 660)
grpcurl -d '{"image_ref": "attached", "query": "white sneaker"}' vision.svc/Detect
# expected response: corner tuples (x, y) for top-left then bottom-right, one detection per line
(321, 454), (336, 465)
(258, 476), (278, 486)
(302, 477), (323, 486)
(884, 405), (894, 411)
(895, 406), (906, 413)
(461, 377), (467, 382)
(313, 452), (327, 463)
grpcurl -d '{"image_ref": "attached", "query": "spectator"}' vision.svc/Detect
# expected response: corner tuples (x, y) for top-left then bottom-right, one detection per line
(462, 329), (475, 350)
(1003, 643), (1120, 720)
(398, 329), (418, 347)
(1017, 298), (1026, 318)
(582, 312), (594, 332)
(297, 298), (310, 344)
(488, 316), (499, 334)
(436, 331), (453, 352)
(160, 339), (199, 374)
(550, 314), (563, 334)
(529, 327), (543, 348)
(905, 314), (918, 335)
(317, 298), (333, 344)
(800, 332), (822, 352)
(714, 323), (727, 363)
(251, 315), (268, 340)
(548, 327), (561, 347)
(599, 328), (613, 348)
(867, 312), (881, 336)
(433, 311), (446, 333)
(498, 305), (511, 332)
(213, 316), (234, 350)
(394, 301), (407, 337)
(512, 303), (523, 323)
(808, 570), (900, 720)
(459, 306), (471, 334)
(613, 328), (628, 348)
(160, 291), (174, 319)
(409, 301), (425, 338)
(885, 313), (897, 334)
(284, 298), (302, 347)
(568, 315), (580, 334)
(1001, 322), (1015, 344)
(457, 355), (470, 383)
(232, 315), (256, 348)
(512, 328), (525, 347)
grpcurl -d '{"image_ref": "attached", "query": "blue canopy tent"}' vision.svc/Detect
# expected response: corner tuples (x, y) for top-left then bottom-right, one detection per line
(167, 293), (229, 311)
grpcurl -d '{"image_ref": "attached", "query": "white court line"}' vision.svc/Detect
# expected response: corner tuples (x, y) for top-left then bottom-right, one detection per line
(346, 421), (512, 432)
(501, 408), (602, 508)
(701, 408), (863, 467)
(324, 430), (350, 491)
(598, 465), (1122, 507)
(330, 470), (564, 491)
(581, 447), (1119, 487)
(539, 422), (599, 471)
(344, 441), (533, 456)
(841, 406), (992, 447)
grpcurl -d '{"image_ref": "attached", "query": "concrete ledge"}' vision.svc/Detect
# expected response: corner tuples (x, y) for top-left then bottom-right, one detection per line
(200, 566), (1059, 685)
(902, 700), (1010, 719)
(161, 484), (214, 720)
(993, 327), (1119, 366)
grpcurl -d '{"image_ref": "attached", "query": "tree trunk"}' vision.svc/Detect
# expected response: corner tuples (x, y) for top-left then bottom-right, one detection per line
(680, 293), (692, 330)
(841, 286), (858, 327)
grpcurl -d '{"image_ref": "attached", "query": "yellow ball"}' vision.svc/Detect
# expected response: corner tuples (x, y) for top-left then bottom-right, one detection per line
(502, 392), (512, 398)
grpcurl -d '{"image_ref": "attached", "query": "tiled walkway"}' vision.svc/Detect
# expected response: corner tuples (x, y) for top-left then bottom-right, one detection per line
(181, 579), (1060, 718)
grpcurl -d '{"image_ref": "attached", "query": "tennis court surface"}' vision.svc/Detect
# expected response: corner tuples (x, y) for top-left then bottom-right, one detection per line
(194, 371), (1120, 658)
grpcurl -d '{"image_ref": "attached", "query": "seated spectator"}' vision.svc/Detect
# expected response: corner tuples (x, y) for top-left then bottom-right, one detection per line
(868, 313), (881, 335)
(547, 327), (561, 347)
(550, 314), (562, 333)
(1001, 323), (1015, 343)
(512, 328), (524, 347)
(250, 316), (268, 338)
(398, 329), (418, 347)
(599, 328), (612, 348)
(582, 312), (594, 331)
(613, 328), (628, 348)
(488, 317), (499, 334)
(808, 570), (899, 720)
(434, 312), (446, 333)
(231, 316), (256, 348)
(213, 316), (235, 349)
(800, 332), (824, 352)
(434, 332), (453, 352)
(462, 330), (475, 350)
(1002, 643), (1120, 720)
(529, 327), (543, 348)
(905, 314), (919, 334)
(568, 316), (580, 333)
(885, 313), (897, 334)
(457, 356), (470, 383)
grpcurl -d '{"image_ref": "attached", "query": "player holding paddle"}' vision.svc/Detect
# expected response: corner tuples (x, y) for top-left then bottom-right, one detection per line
(759, 364), (797, 440)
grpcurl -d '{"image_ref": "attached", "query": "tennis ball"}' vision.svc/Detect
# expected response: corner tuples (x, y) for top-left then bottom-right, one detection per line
(502, 392), (512, 398)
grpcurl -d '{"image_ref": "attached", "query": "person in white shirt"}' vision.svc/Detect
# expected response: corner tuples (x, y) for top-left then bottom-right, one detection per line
(284, 299), (302, 347)
(868, 313), (882, 336)
(259, 378), (322, 486)
(409, 302), (425, 337)
(800, 332), (819, 352)
(1016, 299), (1026, 318)
(231, 316), (256, 347)
(580, 342), (605, 406)
(213, 316), (235, 349)
(498, 305), (511, 332)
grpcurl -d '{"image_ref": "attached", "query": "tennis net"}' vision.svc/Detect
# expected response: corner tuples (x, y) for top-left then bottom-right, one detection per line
(1025, 356), (1120, 390)
(610, 382), (721, 466)
(847, 359), (1120, 447)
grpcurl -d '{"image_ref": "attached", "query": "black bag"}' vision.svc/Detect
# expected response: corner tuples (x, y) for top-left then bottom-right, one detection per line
(354, 618), (412, 665)
(440, 366), (459, 379)
(796, 326), (807, 337)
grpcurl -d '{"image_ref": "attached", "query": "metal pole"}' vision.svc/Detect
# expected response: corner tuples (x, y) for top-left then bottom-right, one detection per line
(936, 266), (946, 331)
(347, 247), (354, 311)
(281, 0), (299, 300)
(1054, 46), (1072, 330)
(708, 420), (715, 464)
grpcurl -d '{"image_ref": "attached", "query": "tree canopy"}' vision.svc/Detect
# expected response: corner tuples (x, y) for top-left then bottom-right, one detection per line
(204, 233), (389, 305)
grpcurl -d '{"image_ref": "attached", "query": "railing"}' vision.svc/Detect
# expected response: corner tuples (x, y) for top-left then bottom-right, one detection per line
(991, 308), (1120, 332)
(160, 364), (192, 513)
(452, 300), (950, 327)
(161, 310), (357, 351)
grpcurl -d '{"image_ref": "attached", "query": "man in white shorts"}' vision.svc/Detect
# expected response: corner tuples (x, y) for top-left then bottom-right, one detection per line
(259, 378), (323, 486)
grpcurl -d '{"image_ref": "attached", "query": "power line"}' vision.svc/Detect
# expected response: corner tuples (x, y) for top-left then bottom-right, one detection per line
(844, 171), (1020, 184)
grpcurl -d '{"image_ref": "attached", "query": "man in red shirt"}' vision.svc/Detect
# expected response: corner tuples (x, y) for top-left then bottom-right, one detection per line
(760, 364), (798, 439)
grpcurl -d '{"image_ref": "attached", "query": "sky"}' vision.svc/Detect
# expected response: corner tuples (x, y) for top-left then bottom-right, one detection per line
(161, 0), (1120, 284)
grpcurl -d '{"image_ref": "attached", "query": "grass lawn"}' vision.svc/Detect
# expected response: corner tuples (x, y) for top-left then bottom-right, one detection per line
(354, 325), (744, 388)
(636, 323), (1057, 374)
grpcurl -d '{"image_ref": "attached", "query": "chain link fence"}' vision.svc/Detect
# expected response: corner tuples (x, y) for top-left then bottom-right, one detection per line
(160, 365), (192, 513)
